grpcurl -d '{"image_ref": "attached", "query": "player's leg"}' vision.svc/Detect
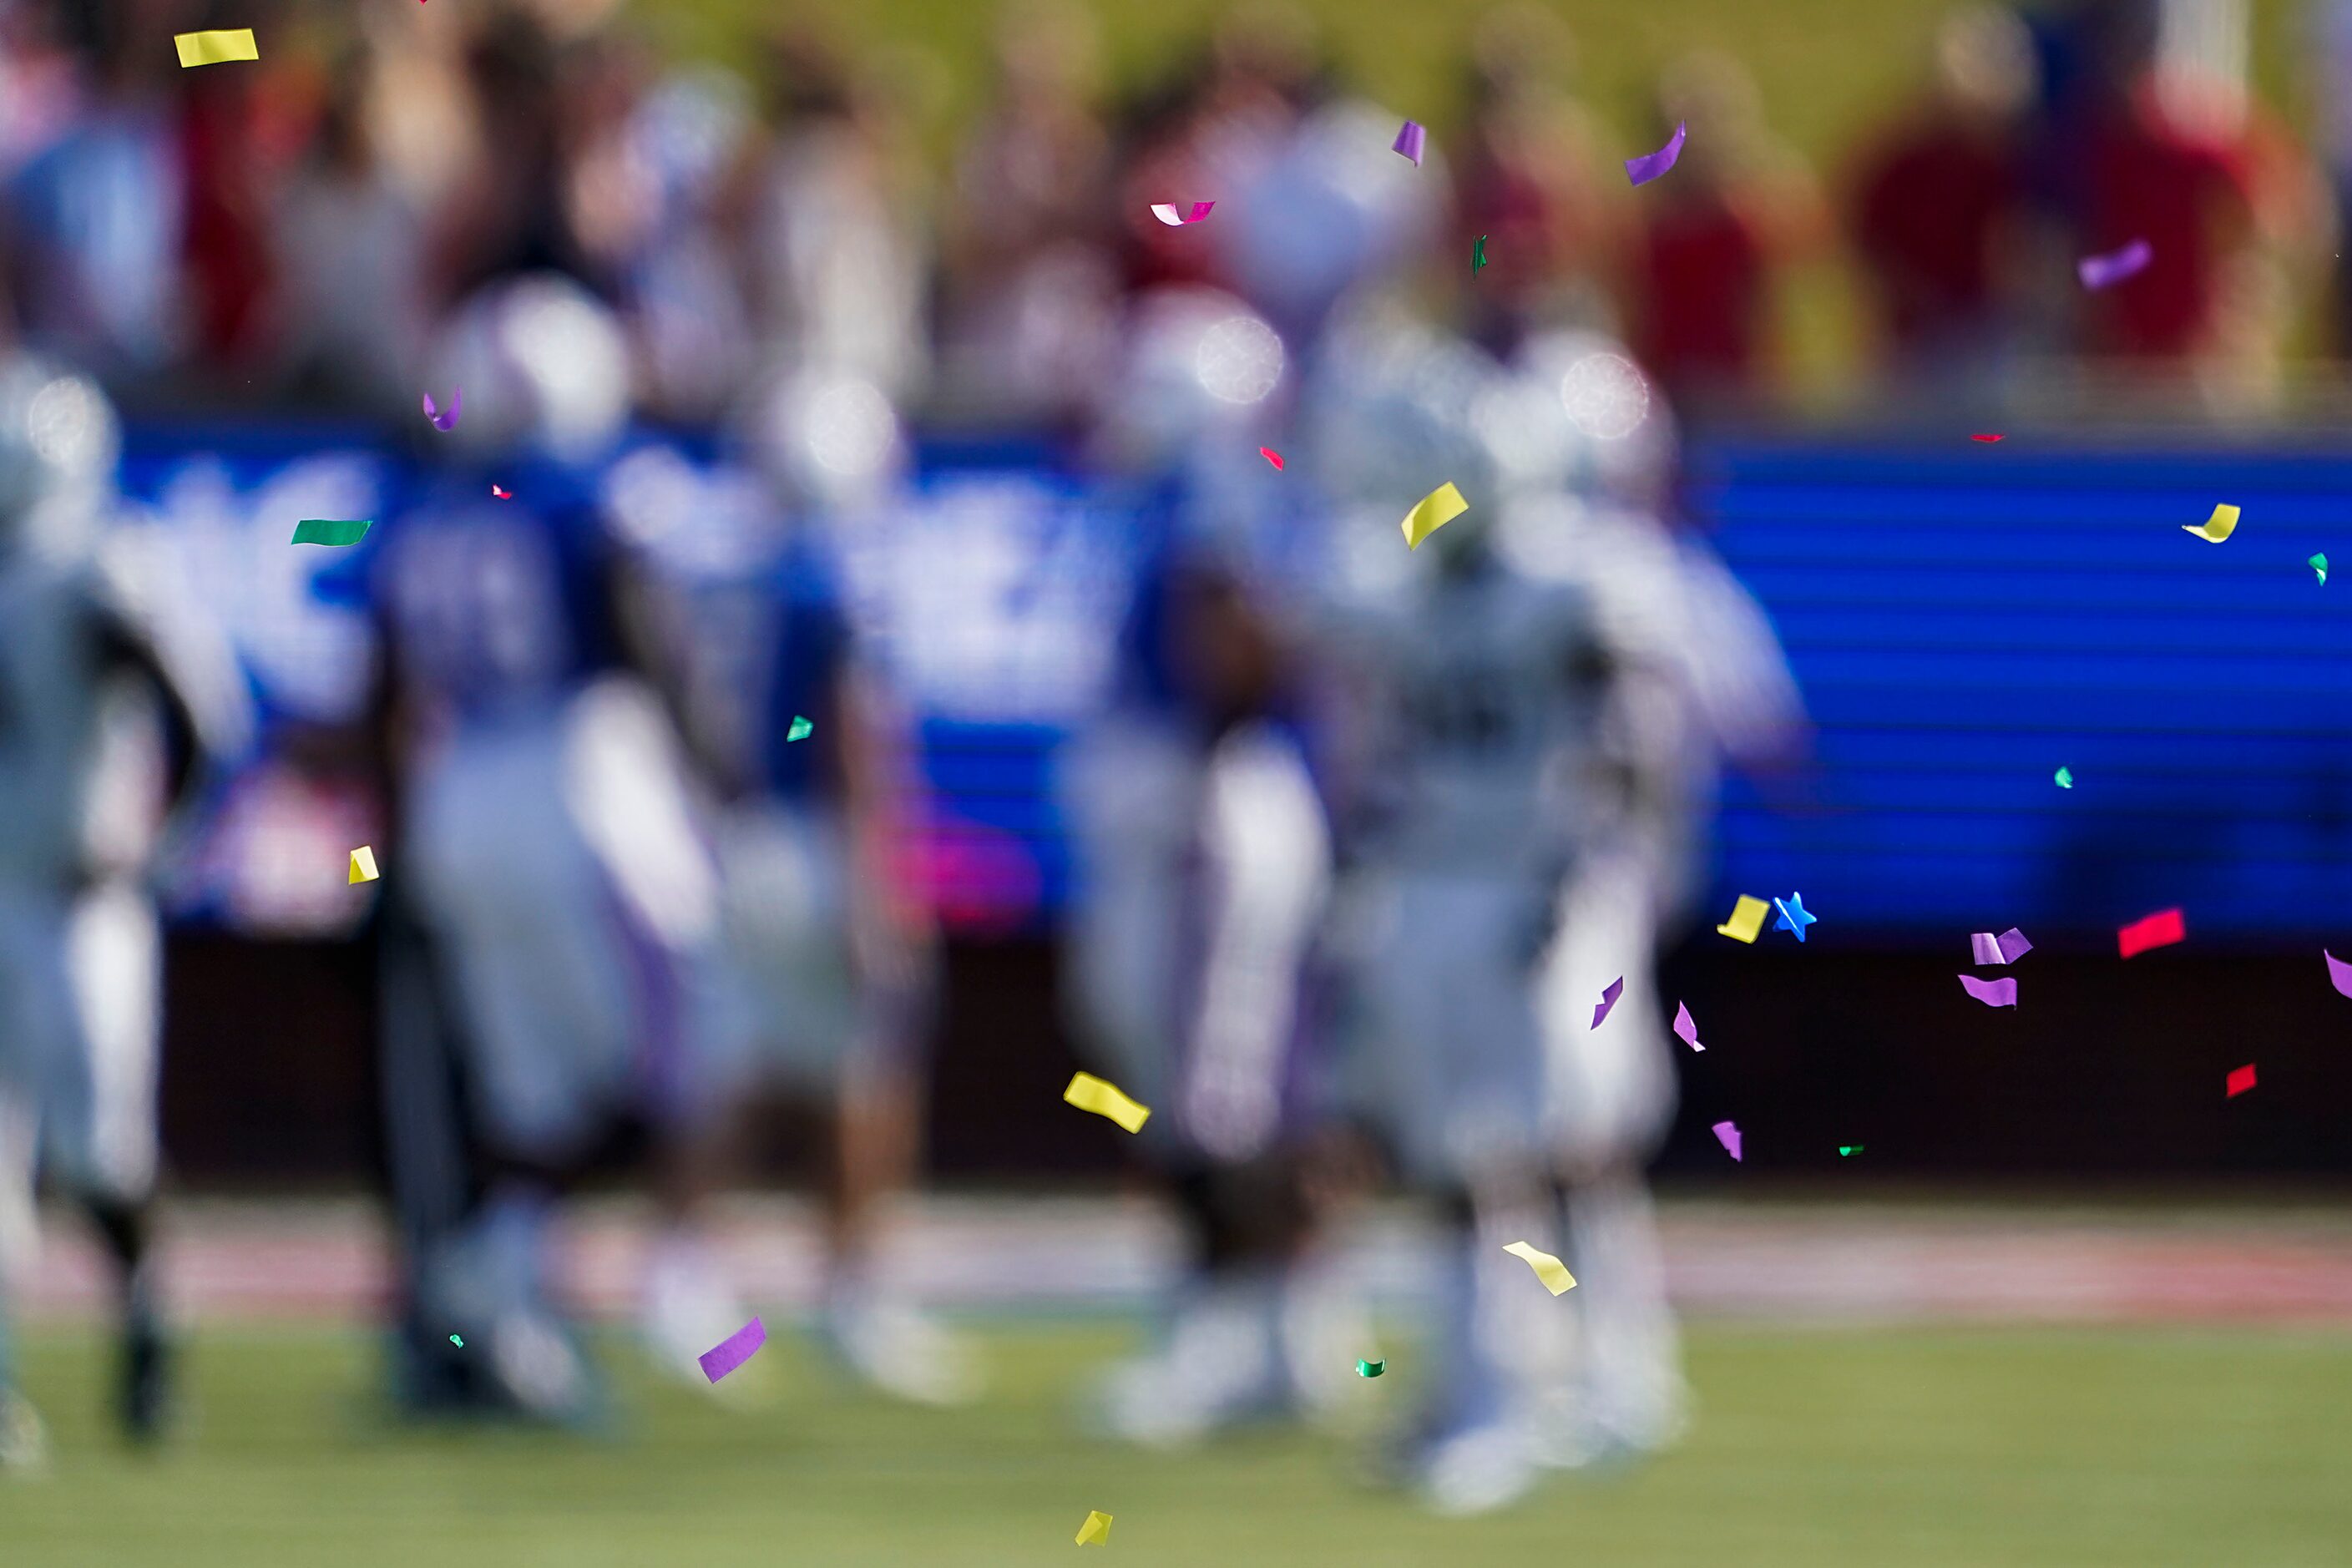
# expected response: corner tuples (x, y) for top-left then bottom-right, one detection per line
(0, 1085), (44, 1472)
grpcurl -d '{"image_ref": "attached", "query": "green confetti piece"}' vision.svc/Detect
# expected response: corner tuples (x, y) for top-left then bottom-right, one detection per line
(448, 1334), (463, 1348)
(1355, 1358), (1385, 1378)
(2312, 553), (2329, 584)
(291, 518), (372, 547)
(1839, 1146), (1864, 1156)
(1470, 235), (1488, 276)
(787, 715), (813, 742)
(2054, 766), (2072, 789)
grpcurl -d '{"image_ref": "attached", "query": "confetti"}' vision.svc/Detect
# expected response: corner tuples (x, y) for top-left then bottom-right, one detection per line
(1838, 1145), (1864, 1156)
(1672, 1001), (1704, 1051)
(2225, 1063), (2257, 1098)
(1712, 1120), (1743, 1162)
(2311, 553), (2328, 584)
(291, 518), (372, 547)
(2054, 766), (2073, 789)
(2182, 503), (2238, 544)
(1064, 1071), (1151, 1134)
(1148, 201), (1214, 226)
(787, 716), (813, 742)
(1393, 119), (1426, 166)
(1716, 894), (1770, 943)
(491, 484), (512, 499)
(448, 1334), (463, 1347)
(1356, 1358), (1385, 1378)
(1773, 893), (1816, 942)
(1625, 121), (1687, 186)
(2327, 949), (2352, 999)
(1970, 928), (2031, 965)
(1400, 482), (1468, 550)
(2077, 238), (2152, 290)
(175, 28), (257, 67)
(1075, 1511), (1114, 1546)
(696, 1316), (766, 1383)
(422, 387), (462, 432)
(1958, 974), (2017, 1008)
(1591, 976), (1624, 1030)
(1501, 1240), (1576, 1295)
(1970, 433), (2005, 443)
(2117, 907), (2185, 959)
(348, 846), (379, 884)
(1258, 447), (1284, 470)
(1471, 235), (1488, 276)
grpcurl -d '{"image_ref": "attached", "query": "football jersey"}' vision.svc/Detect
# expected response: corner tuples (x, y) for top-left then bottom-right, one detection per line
(0, 556), (120, 881)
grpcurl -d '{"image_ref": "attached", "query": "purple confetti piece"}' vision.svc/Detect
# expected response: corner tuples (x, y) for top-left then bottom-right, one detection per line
(1591, 976), (1625, 1030)
(422, 387), (462, 432)
(1959, 974), (2017, 1008)
(2076, 239), (2151, 291)
(1393, 119), (1425, 167)
(1712, 1120), (1742, 1162)
(1970, 932), (2003, 966)
(1624, 121), (1687, 187)
(1672, 1001), (1703, 1051)
(696, 1316), (766, 1383)
(1995, 927), (2032, 964)
(2327, 949), (2352, 999)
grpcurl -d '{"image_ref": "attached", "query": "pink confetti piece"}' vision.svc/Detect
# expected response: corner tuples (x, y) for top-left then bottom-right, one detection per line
(2117, 907), (2184, 959)
(696, 1316), (766, 1383)
(1591, 976), (1624, 1030)
(1970, 932), (2002, 966)
(1959, 974), (2017, 1008)
(2326, 949), (2352, 999)
(1712, 1120), (1742, 1162)
(1149, 201), (1215, 226)
(2076, 238), (2151, 291)
(1672, 1001), (1703, 1051)
(1624, 121), (1687, 186)
(490, 484), (511, 499)
(422, 387), (461, 432)
(2226, 1063), (2256, 1098)
(1259, 447), (1284, 470)
(1970, 433), (2005, 443)
(1393, 119), (1426, 166)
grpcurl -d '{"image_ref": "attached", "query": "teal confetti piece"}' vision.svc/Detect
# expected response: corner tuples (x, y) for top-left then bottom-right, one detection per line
(2312, 553), (2329, 584)
(292, 518), (372, 547)
(449, 1334), (463, 1348)
(787, 716), (813, 742)
(2054, 766), (2072, 789)
(1471, 235), (1488, 276)
(1356, 1358), (1385, 1378)
(1838, 1146), (1864, 1156)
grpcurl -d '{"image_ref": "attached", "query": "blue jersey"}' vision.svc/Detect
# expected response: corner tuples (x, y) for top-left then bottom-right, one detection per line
(375, 462), (622, 728)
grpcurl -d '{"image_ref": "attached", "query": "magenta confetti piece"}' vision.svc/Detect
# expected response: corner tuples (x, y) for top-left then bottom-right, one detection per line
(1591, 976), (1624, 1030)
(1995, 927), (2031, 964)
(1624, 121), (1687, 187)
(1392, 119), (1425, 167)
(1259, 447), (1284, 470)
(1970, 931), (2003, 966)
(2327, 949), (2352, 999)
(1672, 1001), (1703, 1051)
(1149, 201), (1215, 226)
(422, 387), (462, 432)
(2076, 239), (2151, 291)
(696, 1316), (766, 1383)
(1712, 1120), (1742, 1162)
(1959, 974), (2017, 1008)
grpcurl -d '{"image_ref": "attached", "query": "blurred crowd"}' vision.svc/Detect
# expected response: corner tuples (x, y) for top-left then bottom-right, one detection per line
(0, 0), (2347, 430)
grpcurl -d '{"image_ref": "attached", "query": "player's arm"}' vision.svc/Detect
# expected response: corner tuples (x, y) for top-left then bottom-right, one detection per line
(89, 599), (209, 818)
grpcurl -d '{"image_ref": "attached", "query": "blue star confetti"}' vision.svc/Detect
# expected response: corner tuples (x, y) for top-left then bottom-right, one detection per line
(1773, 893), (1816, 942)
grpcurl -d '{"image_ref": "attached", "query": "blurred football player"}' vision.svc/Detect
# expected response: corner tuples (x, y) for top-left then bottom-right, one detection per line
(0, 355), (243, 1465)
(602, 365), (975, 1405)
(369, 274), (729, 1424)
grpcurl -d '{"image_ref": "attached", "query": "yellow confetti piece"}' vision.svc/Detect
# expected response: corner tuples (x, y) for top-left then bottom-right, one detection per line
(175, 28), (258, 68)
(1400, 482), (1468, 550)
(348, 845), (379, 884)
(1075, 1510), (1113, 1545)
(1063, 1072), (1151, 1134)
(1715, 893), (1769, 943)
(2182, 503), (2238, 543)
(1502, 1241), (1576, 1296)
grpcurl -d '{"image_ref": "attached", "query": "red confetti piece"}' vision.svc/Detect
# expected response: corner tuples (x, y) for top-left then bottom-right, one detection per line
(2117, 907), (2186, 959)
(1258, 447), (1284, 470)
(2225, 1063), (2256, 1098)
(1970, 433), (2004, 443)
(490, 484), (511, 499)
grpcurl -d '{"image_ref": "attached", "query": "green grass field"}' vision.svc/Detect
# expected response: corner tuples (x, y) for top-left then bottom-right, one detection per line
(9, 1318), (2351, 1565)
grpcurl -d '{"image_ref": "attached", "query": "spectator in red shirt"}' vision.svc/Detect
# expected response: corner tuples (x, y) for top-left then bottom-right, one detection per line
(1849, 6), (2040, 384)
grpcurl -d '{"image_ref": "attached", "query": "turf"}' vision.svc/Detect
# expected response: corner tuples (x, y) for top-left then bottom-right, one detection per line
(9, 1319), (2351, 1565)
